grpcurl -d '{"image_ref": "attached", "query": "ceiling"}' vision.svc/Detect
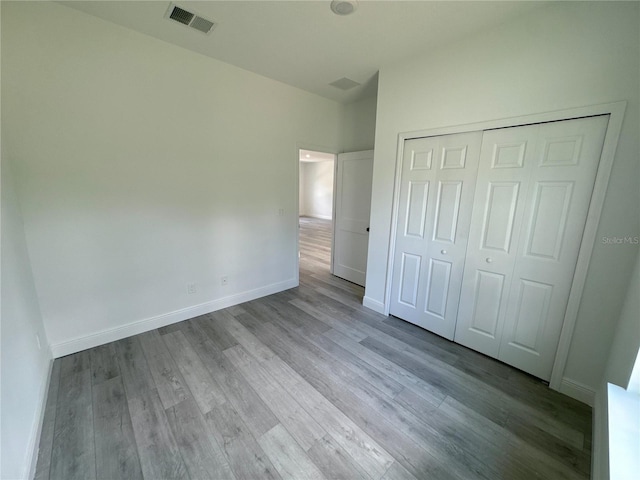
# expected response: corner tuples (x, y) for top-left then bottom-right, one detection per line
(60, 1), (543, 104)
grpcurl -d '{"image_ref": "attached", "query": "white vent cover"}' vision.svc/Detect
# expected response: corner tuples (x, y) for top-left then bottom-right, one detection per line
(329, 77), (361, 91)
(165, 3), (216, 35)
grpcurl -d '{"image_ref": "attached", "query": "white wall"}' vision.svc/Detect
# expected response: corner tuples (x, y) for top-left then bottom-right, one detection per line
(1, 154), (52, 478)
(365, 1), (639, 398)
(604, 253), (640, 390)
(1, 1), (343, 355)
(297, 93), (376, 218)
(299, 161), (334, 219)
(592, 252), (640, 479)
(340, 94), (377, 152)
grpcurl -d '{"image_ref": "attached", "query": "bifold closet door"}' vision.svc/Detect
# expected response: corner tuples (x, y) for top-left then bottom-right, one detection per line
(389, 132), (482, 340)
(454, 115), (608, 380)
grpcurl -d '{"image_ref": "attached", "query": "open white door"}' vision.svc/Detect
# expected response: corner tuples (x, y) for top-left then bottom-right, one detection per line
(332, 150), (374, 286)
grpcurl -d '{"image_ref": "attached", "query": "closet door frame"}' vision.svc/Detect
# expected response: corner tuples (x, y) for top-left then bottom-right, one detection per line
(384, 101), (626, 395)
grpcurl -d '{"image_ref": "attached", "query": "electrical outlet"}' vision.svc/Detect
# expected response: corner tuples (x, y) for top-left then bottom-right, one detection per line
(187, 282), (197, 294)
(221, 276), (228, 286)
(278, 208), (285, 216)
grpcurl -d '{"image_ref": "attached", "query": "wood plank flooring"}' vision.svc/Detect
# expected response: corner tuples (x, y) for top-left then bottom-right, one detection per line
(35, 216), (592, 480)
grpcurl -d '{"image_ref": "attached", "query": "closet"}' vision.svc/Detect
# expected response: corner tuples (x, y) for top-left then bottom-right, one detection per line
(389, 115), (609, 381)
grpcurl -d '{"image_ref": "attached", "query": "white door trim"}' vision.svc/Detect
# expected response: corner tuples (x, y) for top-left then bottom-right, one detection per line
(383, 101), (627, 392)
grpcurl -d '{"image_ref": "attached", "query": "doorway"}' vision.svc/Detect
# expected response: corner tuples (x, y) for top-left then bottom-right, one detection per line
(297, 148), (374, 288)
(299, 149), (336, 276)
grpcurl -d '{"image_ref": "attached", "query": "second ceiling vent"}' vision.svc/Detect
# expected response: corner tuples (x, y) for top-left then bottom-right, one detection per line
(166, 4), (216, 35)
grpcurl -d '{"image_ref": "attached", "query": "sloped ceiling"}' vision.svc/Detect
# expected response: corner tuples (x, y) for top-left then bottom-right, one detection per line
(60, 1), (542, 103)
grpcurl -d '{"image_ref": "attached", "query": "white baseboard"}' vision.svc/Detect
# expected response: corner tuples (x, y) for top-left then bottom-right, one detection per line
(302, 214), (332, 220)
(363, 296), (386, 315)
(559, 377), (596, 406)
(27, 355), (54, 480)
(50, 279), (297, 358)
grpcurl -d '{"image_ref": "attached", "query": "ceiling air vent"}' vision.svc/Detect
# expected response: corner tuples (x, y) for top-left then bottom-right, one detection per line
(329, 77), (361, 91)
(166, 4), (216, 35)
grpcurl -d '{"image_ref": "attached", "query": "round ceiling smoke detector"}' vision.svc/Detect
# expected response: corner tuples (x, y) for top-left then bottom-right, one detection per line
(330, 1), (358, 16)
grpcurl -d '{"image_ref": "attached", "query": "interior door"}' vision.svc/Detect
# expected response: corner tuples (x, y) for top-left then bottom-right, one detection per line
(454, 115), (608, 380)
(389, 132), (482, 340)
(332, 150), (374, 286)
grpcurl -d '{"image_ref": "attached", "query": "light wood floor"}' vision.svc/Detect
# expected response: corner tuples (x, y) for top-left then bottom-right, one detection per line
(35, 216), (592, 480)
